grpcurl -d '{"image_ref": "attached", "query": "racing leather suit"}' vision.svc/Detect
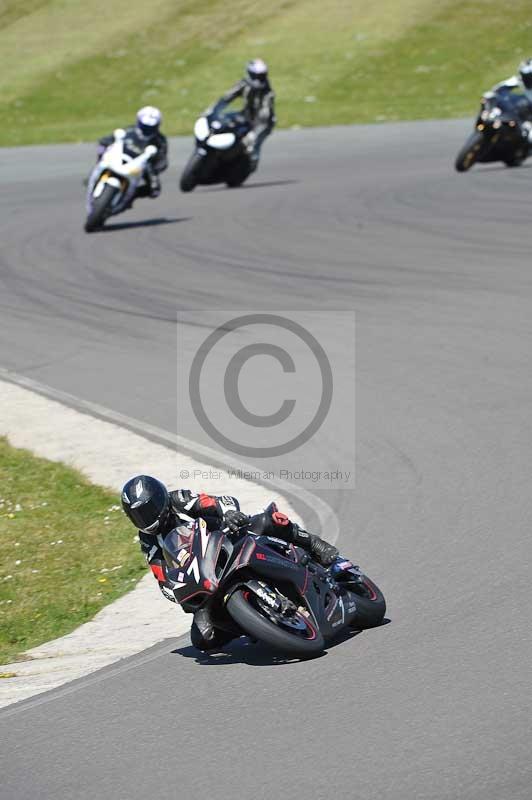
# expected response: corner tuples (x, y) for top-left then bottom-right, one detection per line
(97, 126), (168, 197)
(209, 78), (276, 166)
(138, 489), (337, 652)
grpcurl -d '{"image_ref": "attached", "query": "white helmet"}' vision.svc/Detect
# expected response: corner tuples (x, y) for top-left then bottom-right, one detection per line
(136, 106), (162, 138)
(246, 58), (269, 90)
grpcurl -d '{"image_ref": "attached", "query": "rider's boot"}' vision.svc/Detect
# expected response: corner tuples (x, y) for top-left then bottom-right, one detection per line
(190, 607), (234, 652)
(293, 526), (339, 566)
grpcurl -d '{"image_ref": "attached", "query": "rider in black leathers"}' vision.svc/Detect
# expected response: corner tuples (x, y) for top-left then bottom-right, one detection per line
(97, 106), (168, 198)
(208, 58), (275, 170)
(485, 58), (532, 143)
(121, 475), (338, 652)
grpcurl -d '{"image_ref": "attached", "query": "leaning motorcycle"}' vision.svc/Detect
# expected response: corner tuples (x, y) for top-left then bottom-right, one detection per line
(455, 92), (529, 172)
(84, 129), (157, 232)
(163, 503), (386, 657)
(180, 111), (253, 192)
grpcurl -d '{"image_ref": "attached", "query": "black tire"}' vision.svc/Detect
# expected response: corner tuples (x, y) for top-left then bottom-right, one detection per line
(226, 589), (325, 657)
(84, 184), (118, 232)
(348, 575), (386, 629)
(455, 130), (485, 172)
(180, 152), (203, 192)
(225, 156), (252, 188)
(504, 157), (525, 167)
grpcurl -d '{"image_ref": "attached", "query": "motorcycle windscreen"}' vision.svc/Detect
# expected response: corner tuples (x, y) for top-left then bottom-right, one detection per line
(162, 525), (195, 569)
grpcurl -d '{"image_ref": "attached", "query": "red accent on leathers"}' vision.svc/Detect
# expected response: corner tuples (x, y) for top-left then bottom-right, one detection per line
(150, 564), (165, 582)
(272, 511), (289, 526)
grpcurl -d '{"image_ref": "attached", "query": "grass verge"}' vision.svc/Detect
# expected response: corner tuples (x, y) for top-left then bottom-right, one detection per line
(0, 437), (144, 665)
(0, 0), (532, 146)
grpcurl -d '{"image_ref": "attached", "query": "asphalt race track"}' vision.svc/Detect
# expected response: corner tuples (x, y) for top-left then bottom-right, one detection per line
(1, 121), (531, 799)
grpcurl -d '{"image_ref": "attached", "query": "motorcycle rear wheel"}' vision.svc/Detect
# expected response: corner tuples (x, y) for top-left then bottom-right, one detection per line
(84, 184), (117, 232)
(225, 157), (252, 188)
(347, 575), (386, 629)
(226, 589), (325, 657)
(455, 131), (485, 172)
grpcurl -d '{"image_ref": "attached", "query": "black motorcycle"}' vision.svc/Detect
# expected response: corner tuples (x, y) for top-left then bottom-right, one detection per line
(180, 110), (253, 192)
(455, 91), (530, 172)
(163, 504), (386, 657)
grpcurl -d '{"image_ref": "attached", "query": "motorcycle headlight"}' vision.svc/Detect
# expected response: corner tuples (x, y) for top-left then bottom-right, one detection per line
(194, 117), (210, 141)
(488, 107), (502, 120)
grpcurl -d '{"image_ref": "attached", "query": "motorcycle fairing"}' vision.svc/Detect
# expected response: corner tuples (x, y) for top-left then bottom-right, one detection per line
(161, 518), (364, 638)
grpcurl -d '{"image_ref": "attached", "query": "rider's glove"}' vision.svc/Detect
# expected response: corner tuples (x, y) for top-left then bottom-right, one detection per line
(224, 510), (250, 535)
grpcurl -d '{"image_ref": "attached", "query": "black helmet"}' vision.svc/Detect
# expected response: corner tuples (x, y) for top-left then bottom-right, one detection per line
(121, 475), (170, 533)
(246, 58), (269, 90)
(519, 58), (532, 90)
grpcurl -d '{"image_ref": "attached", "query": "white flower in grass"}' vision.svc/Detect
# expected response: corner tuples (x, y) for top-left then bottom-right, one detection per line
(304, 95), (317, 103)
(15, 560), (21, 566)
(4, 575), (13, 581)
(31, 569), (39, 574)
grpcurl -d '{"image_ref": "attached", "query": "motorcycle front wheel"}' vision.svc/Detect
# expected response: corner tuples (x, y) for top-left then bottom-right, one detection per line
(180, 151), (204, 192)
(84, 184), (118, 232)
(455, 130), (487, 172)
(226, 589), (325, 657)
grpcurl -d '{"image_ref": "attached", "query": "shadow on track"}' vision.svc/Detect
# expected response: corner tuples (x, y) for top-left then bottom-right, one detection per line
(465, 162), (532, 175)
(101, 216), (191, 232)
(200, 179), (299, 193)
(172, 621), (390, 667)
(173, 638), (327, 667)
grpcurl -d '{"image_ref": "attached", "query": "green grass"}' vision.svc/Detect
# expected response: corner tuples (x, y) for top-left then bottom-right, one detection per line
(0, 437), (144, 665)
(0, 0), (531, 146)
